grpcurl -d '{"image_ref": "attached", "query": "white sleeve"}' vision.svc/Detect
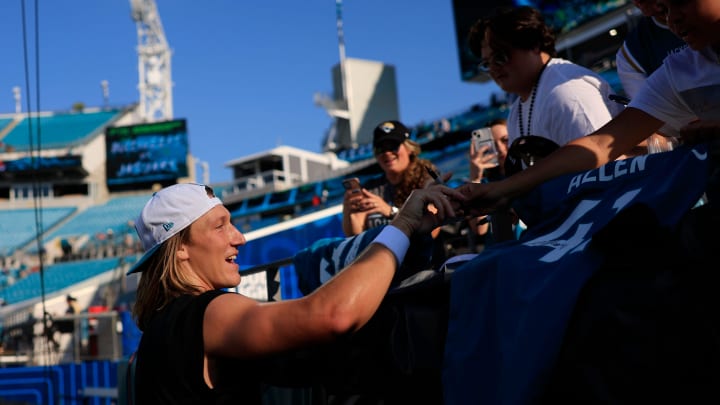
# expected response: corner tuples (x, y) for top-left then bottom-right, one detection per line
(615, 43), (648, 99)
(629, 61), (690, 131)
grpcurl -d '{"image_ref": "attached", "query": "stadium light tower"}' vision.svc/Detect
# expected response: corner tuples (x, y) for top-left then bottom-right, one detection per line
(100, 80), (109, 108)
(315, 0), (351, 150)
(193, 156), (210, 185)
(12, 86), (21, 114)
(335, 0), (348, 108)
(130, 0), (173, 122)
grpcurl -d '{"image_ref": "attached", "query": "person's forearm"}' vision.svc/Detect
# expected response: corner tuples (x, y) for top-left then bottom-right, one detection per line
(341, 207), (353, 236)
(496, 141), (599, 200)
(308, 227), (408, 334)
(498, 108), (663, 200)
(206, 239), (402, 358)
(469, 163), (483, 183)
(342, 207), (365, 236)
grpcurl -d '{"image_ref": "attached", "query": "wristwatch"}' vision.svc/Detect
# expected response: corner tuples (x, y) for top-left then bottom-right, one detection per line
(389, 206), (399, 218)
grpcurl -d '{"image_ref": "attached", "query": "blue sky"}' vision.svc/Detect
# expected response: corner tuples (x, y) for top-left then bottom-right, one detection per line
(0, 0), (498, 183)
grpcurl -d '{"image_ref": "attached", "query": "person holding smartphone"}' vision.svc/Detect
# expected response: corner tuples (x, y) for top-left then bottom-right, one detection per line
(468, 7), (621, 148)
(342, 120), (439, 237)
(467, 118), (518, 243)
(458, 0), (720, 220)
(469, 118), (509, 183)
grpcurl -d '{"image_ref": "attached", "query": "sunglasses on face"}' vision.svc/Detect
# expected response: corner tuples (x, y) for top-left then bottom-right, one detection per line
(374, 143), (401, 155)
(478, 51), (510, 72)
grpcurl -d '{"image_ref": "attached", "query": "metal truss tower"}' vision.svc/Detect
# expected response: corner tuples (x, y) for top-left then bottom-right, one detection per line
(130, 0), (173, 122)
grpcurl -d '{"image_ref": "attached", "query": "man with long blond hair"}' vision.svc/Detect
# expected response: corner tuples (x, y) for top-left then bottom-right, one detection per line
(128, 182), (463, 404)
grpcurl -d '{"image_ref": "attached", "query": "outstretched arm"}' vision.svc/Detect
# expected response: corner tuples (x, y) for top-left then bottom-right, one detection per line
(458, 107), (664, 216)
(204, 185), (466, 358)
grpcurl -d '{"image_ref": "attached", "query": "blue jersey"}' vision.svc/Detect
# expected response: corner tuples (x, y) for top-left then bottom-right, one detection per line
(443, 144), (711, 405)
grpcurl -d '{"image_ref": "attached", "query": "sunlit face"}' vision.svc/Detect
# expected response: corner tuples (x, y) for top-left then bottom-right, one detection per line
(491, 123), (509, 167)
(181, 205), (246, 289)
(480, 33), (541, 99)
(659, 0), (720, 50)
(375, 141), (411, 178)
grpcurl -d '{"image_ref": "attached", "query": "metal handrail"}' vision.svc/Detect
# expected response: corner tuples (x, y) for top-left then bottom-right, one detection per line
(240, 257), (294, 276)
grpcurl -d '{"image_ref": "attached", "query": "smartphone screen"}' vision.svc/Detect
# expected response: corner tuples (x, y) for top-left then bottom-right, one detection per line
(471, 127), (499, 166)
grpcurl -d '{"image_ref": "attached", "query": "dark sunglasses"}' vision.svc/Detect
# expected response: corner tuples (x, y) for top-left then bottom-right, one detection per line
(374, 143), (401, 155)
(478, 51), (510, 72)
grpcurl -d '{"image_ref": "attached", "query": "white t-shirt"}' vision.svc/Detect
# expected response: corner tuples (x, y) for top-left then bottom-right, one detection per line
(507, 58), (622, 146)
(630, 46), (720, 132)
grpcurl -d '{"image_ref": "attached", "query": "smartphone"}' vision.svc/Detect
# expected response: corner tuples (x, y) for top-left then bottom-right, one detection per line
(471, 127), (499, 166)
(342, 177), (361, 194)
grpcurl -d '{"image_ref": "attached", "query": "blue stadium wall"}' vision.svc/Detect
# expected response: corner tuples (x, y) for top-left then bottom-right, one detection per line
(0, 360), (119, 405)
(236, 211), (345, 299)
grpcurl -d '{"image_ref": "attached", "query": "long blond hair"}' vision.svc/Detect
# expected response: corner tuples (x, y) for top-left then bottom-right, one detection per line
(391, 139), (436, 207)
(132, 227), (203, 331)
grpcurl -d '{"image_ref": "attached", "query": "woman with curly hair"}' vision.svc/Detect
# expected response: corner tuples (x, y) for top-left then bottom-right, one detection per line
(342, 120), (439, 236)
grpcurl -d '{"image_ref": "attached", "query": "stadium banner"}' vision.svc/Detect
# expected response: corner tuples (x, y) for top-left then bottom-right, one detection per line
(105, 119), (189, 187)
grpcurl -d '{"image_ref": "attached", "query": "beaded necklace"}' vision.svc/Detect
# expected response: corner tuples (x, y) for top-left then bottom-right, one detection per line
(518, 59), (550, 137)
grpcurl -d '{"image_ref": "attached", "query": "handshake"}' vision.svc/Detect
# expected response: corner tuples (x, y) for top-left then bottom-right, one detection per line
(390, 178), (501, 238)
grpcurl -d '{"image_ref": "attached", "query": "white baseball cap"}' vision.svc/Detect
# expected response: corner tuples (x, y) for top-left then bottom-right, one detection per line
(127, 183), (223, 275)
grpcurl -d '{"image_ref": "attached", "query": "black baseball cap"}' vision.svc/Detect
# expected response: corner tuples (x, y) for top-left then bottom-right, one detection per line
(373, 120), (410, 148)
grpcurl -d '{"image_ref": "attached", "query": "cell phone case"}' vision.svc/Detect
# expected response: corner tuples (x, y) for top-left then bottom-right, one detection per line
(472, 128), (499, 165)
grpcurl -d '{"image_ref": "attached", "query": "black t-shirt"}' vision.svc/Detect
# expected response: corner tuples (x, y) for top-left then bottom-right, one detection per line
(135, 290), (263, 404)
(362, 175), (395, 230)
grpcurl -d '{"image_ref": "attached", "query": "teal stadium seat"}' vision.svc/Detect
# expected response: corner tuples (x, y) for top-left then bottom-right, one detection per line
(0, 207), (76, 255)
(45, 195), (149, 242)
(1, 109), (122, 151)
(0, 257), (121, 305)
